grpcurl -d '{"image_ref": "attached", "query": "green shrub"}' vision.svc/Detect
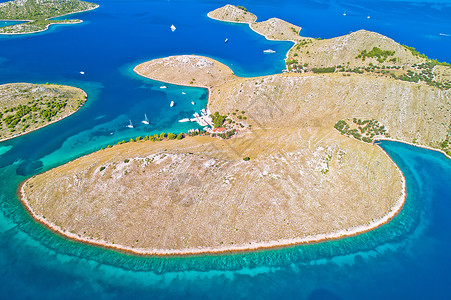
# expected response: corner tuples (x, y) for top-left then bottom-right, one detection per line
(212, 112), (227, 128)
(312, 67), (336, 73)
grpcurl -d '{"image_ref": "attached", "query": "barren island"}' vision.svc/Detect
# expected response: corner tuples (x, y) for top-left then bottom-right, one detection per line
(20, 5), (451, 255)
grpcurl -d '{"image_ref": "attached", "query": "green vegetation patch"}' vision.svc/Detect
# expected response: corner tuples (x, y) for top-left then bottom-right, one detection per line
(312, 67), (336, 74)
(392, 62), (451, 90)
(236, 5), (248, 12)
(212, 111), (227, 128)
(0, 83), (86, 140)
(0, 0), (98, 34)
(356, 47), (395, 63)
(439, 123), (451, 157)
(334, 118), (389, 143)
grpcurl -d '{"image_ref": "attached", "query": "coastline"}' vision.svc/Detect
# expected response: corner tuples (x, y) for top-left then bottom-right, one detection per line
(0, 4), (99, 36)
(19, 157), (406, 256)
(15, 7), (447, 257)
(18, 59), (445, 256)
(375, 137), (451, 160)
(206, 11), (257, 24)
(206, 11), (301, 70)
(20, 64), (410, 256)
(0, 90), (87, 143)
(133, 62), (215, 108)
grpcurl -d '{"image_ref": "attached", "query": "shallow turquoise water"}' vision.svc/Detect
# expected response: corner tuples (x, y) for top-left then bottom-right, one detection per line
(0, 0), (450, 299)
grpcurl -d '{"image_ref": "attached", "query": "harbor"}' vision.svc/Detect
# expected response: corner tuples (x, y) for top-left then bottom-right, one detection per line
(179, 108), (214, 130)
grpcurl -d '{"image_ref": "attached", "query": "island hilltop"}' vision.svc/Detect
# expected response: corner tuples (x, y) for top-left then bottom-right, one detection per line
(20, 6), (451, 255)
(0, 83), (87, 142)
(208, 4), (302, 42)
(0, 0), (98, 35)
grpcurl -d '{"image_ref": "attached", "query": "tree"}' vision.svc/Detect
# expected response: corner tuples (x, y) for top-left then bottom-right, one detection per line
(168, 133), (176, 140)
(176, 133), (184, 140)
(160, 132), (166, 139)
(212, 112), (227, 128)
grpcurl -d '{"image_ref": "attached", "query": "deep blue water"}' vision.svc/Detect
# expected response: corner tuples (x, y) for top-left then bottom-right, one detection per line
(0, 0), (450, 299)
(0, 21), (23, 28)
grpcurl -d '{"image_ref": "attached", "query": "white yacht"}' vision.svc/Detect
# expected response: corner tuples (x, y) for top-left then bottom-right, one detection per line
(127, 120), (134, 128)
(178, 118), (190, 122)
(160, 85), (167, 89)
(170, 101), (174, 107)
(141, 114), (149, 125)
(263, 49), (276, 54)
(191, 101), (195, 105)
(170, 24), (176, 32)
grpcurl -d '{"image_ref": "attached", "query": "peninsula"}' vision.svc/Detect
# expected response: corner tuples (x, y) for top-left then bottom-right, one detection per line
(0, 0), (98, 35)
(20, 7), (451, 256)
(0, 83), (87, 141)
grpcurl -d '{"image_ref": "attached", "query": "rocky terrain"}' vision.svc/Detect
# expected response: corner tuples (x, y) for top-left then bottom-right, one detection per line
(23, 53), (451, 255)
(250, 18), (302, 41)
(134, 55), (235, 89)
(207, 4), (256, 23)
(22, 123), (403, 254)
(286, 30), (451, 90)
(208, 5), (303, 42)
(20, 9), (451, 255)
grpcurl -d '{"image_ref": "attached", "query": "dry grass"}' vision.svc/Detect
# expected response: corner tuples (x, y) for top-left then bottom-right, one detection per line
(24, 130), (402, 252)
(207, 4), (257, 24)
(23, 53), (450, 254)
(250, 18), (302, 41)
(287, 30), (421, 69)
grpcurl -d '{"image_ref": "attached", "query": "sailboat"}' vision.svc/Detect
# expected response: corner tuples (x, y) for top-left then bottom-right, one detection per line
(170, 101), (175, 107)
(225, 38), (228, 43)
(170, 24), (176, 32)
(141, 114), (149, 125)
(127, 120), (134, 128)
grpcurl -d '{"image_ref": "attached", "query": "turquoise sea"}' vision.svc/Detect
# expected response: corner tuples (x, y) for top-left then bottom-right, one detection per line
(0, 0), (450, 299)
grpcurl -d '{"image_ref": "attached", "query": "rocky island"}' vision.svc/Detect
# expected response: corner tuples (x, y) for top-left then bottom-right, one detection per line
(0, 83), (87, 141)
(0, 0), (98, 35)
(207, 4), (256, 24)
(19, 6), (451, 255)
(207, 4), (302, 42)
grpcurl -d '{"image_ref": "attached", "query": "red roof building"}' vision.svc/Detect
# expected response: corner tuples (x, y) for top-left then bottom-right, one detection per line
(212, 127), (227, 133)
